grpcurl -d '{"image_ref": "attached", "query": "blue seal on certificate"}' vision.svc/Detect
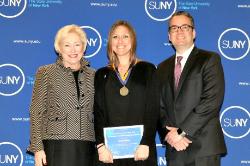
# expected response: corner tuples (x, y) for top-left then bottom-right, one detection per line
(104, 125), (144, 159)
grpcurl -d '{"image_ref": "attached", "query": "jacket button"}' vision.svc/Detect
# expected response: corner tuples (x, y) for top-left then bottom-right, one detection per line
(76, 107), (80, 110)
(81, 94), (84, 97)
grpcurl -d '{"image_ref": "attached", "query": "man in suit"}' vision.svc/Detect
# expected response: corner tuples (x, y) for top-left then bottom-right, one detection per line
(157, 11), (227, 166)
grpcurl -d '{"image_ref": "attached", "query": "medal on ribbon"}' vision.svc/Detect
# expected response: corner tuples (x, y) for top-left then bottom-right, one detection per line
(120, 86), (129, 96)
(114, 65), (132, 97)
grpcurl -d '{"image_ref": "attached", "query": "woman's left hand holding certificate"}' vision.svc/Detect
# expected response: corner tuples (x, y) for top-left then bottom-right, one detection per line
(97, 143), (114, 163)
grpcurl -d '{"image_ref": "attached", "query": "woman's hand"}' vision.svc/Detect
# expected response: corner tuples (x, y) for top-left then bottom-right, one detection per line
(97, 144), (113, 163)
(134, 145), (149, 161)
(34, 150), (47, 166)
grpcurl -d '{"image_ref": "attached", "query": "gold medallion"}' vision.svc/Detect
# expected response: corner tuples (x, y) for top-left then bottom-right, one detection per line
(120, 86), (129, 96)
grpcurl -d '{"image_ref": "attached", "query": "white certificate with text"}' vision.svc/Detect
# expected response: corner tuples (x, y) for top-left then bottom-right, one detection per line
(104, 125), (144, 159)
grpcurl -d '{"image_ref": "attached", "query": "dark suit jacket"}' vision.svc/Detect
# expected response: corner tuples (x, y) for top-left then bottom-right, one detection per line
(157, 47), (227, 160)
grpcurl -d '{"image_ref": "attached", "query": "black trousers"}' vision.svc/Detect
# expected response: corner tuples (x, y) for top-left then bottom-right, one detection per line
(167, 155), (221, 166)
(43, 140), (96, 166)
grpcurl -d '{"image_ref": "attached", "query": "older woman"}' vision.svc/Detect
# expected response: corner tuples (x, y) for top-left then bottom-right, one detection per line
(94, 20), (158, 166)
(28, 25), (96, 166)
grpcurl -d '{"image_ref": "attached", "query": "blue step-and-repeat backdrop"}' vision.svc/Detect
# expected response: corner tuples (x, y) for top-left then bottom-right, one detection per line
(0, 0), (250, 165)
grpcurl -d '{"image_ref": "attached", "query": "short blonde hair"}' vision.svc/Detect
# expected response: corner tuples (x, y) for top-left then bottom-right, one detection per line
(54, 24), (87, 54)
(107, 20), (137, 66)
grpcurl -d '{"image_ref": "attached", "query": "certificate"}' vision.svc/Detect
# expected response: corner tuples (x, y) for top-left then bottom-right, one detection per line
(104, 125), (144, 159)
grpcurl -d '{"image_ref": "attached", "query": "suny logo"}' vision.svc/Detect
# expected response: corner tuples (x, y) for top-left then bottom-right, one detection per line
(218, 28), (250, 60)
(0, 64), (25, 96)
(81, 26), (102, 58)
(220, 106), (250, 139)
(0, 0), (27, 18)
(0, 142), (23, 166)
(145, 0), (177, 21)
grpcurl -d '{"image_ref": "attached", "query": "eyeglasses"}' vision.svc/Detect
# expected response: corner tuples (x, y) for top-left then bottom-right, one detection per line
(169, 24), (194, 33)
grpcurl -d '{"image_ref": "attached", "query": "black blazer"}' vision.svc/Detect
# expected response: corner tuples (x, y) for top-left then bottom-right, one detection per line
(157, 47), (227, 159)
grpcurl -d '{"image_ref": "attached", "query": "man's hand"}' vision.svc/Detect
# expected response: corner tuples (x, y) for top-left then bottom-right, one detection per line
(165, 126), (192, 151)
(165, 126), (181, 145)
(173, 137), (192, 151)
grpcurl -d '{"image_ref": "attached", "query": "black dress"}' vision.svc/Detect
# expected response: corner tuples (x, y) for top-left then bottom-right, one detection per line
(43, 140), (96, 166)
(94, 61), (159, 166)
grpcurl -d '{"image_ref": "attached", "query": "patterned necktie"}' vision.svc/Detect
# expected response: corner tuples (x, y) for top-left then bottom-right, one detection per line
(174, 56), (183, 89)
